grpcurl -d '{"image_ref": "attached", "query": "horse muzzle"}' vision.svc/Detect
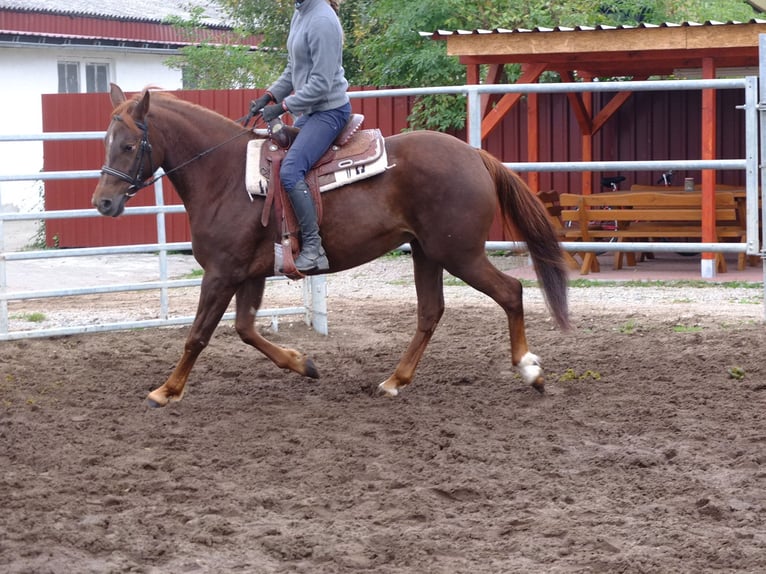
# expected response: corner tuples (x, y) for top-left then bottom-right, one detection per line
(92, 191), (128, 217)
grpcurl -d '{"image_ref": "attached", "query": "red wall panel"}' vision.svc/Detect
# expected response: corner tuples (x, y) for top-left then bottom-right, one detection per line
(41, 87), (413, 247)
(41, 86), (747, 246)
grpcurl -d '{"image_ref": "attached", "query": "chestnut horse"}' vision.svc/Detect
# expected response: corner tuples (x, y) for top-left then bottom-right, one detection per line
(93, 84), (569, 407)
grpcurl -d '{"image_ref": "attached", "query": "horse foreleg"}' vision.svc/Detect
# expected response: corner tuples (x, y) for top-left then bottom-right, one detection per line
(234, 277), (319, 378)
(378, 248), (444, 396)
(146, 275), (237, 408)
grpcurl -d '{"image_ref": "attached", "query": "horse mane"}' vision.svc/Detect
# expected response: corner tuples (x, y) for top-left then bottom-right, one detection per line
(114, 86), (243, 132)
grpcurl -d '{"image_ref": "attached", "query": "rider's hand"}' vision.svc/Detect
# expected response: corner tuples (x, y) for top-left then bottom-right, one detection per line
(250, 93), (272, 114)
(261, 103), (284, 123)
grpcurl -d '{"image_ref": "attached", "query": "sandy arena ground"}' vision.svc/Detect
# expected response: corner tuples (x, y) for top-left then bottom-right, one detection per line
(1, 220), (765, 573)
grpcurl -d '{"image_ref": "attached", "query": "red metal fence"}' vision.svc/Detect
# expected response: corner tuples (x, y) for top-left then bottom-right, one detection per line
(42, 86), (746, 247)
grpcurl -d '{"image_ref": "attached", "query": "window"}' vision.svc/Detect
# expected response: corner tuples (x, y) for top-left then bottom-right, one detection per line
(58, 62), (80, 93)
(86, 63), (110, 93)
(57, 61), (111, 93)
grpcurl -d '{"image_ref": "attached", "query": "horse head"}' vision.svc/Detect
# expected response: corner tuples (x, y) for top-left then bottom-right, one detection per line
(92, 84), (158, 217)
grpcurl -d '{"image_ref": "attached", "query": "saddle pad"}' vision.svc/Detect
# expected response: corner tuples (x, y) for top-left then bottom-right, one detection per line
(245, 139), (269, 196)
(245, 130), (389, 197)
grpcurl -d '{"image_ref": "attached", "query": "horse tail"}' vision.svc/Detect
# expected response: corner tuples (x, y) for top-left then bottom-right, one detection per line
(478, 149), (571, 330)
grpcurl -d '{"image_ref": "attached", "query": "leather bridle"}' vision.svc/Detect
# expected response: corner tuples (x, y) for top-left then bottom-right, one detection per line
(100, 113), (251, 197)
(100, 115), (154, 197)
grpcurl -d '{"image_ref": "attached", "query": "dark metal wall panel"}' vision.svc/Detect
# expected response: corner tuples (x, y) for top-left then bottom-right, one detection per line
(494, 89), (746, 196)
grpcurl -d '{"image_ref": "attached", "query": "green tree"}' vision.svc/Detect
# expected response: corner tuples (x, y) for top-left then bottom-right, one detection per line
(172, 0), (759, 127)
(163, 6), (281, 88)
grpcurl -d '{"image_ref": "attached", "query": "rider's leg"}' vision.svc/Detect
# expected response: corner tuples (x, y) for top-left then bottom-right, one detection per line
(280, 103), (351, 273)
(287, 180), (329, 272)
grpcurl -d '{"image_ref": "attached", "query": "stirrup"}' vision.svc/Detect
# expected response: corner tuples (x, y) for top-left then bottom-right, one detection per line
(294, 250), (329, 273)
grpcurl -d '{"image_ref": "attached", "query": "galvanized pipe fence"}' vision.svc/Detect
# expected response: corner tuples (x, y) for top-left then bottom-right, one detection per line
(2, 72), (765, 340)
(0, 143), (327, 340)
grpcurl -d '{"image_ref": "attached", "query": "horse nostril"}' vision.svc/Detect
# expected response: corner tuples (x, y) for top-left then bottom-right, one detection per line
(99, 198), (112, 213)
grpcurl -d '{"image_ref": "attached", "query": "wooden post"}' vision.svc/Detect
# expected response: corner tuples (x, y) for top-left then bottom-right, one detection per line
(581, 75), (594, 195)
(701, 57), (717, 274)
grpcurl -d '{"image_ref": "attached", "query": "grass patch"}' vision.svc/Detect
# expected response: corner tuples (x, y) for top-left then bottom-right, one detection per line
(443, 275), (466, 287)
(558, 368), (602, 382)
(672, 324), (703, 333)
(516, 277), (763, 290)
(11, 312), (46, 323)
(619, 319), (637, 334)
(183, 269), (204, 279)
(727, 366), (746, 380)
(383, 249), (410, 259)
(734, 296), (761, 305)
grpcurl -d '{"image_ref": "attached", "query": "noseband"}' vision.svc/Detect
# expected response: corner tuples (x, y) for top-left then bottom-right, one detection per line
(100, 115), (154, 197)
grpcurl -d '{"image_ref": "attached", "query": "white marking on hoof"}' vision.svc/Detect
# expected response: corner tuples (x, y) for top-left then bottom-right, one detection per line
(518, 352), (542, 385)
(377, 381), (399, 397)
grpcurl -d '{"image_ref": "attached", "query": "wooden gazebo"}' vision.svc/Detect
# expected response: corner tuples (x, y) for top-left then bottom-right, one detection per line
(425, 20), (766, 269)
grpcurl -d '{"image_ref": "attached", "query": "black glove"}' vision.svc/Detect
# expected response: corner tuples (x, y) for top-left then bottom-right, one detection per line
(261, 103), (285, 123)
(250, 93), (272, 114)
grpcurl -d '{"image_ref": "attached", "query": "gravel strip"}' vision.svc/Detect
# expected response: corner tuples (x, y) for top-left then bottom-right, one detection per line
(5, 254), (764, 334)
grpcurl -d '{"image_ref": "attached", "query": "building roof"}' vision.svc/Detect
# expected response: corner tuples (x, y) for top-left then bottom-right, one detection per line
(0, 0), (228, 25)
(0, 0), (259, 49)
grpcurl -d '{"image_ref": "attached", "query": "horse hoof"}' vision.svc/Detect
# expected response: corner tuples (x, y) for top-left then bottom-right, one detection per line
(377, 381), (399, 397)
(146, 390), (168, 408)
(304, 358), (320, 379)
(518, 352), (543, 386)
(531, 378), (545, 394)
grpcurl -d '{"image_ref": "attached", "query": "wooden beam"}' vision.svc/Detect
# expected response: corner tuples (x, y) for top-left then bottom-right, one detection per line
(590, 76), (647, 135)
(482, 64), (506, 117)
(559, 71), (592, 135)
(480, 63), (546, 141)
(446, 23), (766, 60)
(580, 77), (593, 195)
(466, 63), (481, 85)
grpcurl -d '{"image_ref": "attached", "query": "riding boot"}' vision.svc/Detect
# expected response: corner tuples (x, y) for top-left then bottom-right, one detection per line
(286, 180), (329, 273)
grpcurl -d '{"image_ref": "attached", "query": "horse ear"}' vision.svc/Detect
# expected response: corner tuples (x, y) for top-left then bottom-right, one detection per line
(109, 83), (126, 108)
(134, 90), (150, 122)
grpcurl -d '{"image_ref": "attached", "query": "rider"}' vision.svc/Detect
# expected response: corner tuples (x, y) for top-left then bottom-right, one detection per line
(251, 0), (351, 273)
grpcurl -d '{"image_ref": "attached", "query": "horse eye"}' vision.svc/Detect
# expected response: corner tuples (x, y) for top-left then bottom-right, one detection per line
(123, 143), (136, 152)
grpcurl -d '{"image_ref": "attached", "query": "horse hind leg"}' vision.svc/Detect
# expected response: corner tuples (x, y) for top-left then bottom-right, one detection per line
(234, 277), (320, 378)
(378, 244), (444, 396)
(446, 256), (544, 392)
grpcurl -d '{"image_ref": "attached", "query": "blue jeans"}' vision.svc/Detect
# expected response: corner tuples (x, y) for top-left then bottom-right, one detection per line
(279, 102), (352, 191)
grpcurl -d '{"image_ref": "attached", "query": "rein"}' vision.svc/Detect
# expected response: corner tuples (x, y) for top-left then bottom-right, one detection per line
(101, 114), (251, 195)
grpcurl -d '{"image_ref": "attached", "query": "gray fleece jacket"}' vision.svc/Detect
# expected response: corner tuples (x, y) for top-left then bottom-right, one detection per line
(267, 0), (349, 115)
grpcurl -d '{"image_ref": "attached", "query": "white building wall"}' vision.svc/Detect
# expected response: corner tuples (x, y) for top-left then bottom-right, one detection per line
(0, 45), (183, 212)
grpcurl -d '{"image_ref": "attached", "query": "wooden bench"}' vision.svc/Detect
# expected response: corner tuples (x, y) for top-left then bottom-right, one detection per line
(536, 190), (581, 270)
(558, 191), (747, 275)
